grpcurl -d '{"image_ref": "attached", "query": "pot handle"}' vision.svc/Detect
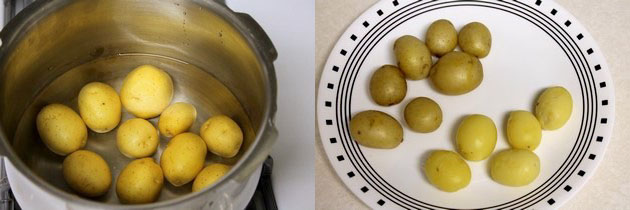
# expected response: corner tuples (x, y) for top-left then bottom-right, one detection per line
(234, 12), (278, 61)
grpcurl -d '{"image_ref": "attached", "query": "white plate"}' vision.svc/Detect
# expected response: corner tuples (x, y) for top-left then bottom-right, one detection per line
(316, 0), (614, 209)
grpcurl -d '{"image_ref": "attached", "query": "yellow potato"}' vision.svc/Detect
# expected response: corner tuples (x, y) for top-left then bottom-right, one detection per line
(490, 149), (540, 187)
(158, 102), (197, 137)
(424, 150), (471, 192)
(120, 65), (174, 119)
(535, 86), (573, 130)
(426, 19), (458, 56)
(456, 114), (497, 161)
(507, 111), (542, 150)
(160, 132), (207, 186)
(116, 118), (159, 158)
(62, 150), (111, 197)
(78, 82), (121, 133)
(116, 158), (163, 204)
(192, 163), (231, 192)
(458, 22), (492, 58)
(369, 65), (407, 106)
(429, 51), (483, 95)
(36, 104), (87, 156)
(200, 115), (243, 158)
(404, 97), (442, 133)
(394, 35), (432, 80)
(350, 110), (403, 149)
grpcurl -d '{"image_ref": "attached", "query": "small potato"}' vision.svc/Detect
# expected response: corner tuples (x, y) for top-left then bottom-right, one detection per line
(429, 51), (483, 95)
(116, 158), (163, 204)
(350, 110), (403, 149)
(490, 149), (540, 187)
(404, 97), (442, 133)
(458, 22), (492, 58)
(120, 65), (174, 119)
(394, 35), (432, 80)
(456, 114), (497, 161)
(192, 163), (231, 192)
(424, 150), (471, 192)
(116, 118), (159, 158)
(201, 115), (243, 158)
(426, 19), (458, 56)
(535, 86), (573, 130)
(158, 102), (197, 137)
(160, 132), (207, 186)
(78, 82), (121, 133)
(62, 150), (111, 197)
(36, 104), (87, 156)
(507, 111), (542, 150)
(370, 65), (407, 106)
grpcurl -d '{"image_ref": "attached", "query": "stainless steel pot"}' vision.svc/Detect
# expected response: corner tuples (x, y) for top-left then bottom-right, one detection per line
(0, 0), (278, 209)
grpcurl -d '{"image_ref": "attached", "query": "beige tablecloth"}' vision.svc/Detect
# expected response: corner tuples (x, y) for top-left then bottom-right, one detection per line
(315, 0), (630, 209)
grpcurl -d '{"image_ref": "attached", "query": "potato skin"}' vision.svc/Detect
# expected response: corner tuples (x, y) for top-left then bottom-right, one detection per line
(349, 110), (403, 149)
(490, 149), (540, 187)
(200, 115), (243, 158)
(507, 111), (542, 150)
(394, 35), (432, 80)
(120, 65), (174, 119)
(78, 82), (121, 133)
(160, 132), (207, 186)
(62, 150), (111, 197)
(36, 104), (87, 156)
(369, 65), (407, 106)
(458, 22), (492, 58)
(116, 118), (159, 158)
(535, 86), (573, 130)
(116, 158), (164, 204)
(456, 114), (497, 161)
(426, 19), (458, 56)
(429, 51), (483, 95)
(424, 150), (471, 192)
(192, 163), (231, 192)
(158, 102), (197, 137)
(404, 97), (442, 133)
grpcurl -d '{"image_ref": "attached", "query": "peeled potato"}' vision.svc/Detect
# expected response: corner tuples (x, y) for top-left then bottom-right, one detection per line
(490, 149), (540, 187)
(458, 22), (492, 58)
(369, 65), (407, 106)
(36, 104), (87, 156)
(62, 150), (111, 197)
(394, 35), (432, 80)
(456, 114), (497, 161)
(426, 19), (458, 56)
(350, 110), (403, 149)
(507, 110), (542, 150)
(429, 51), (483, 95)
(160, 132), (207, 186)
(200, 115), (243, 158)
(116, 158), (163, 204)
(116, 118), (159, 158)
(535, 86), (573, 130)
(158, 102), (197, 137)
(120, 65), (174, 119)
(404, 97), (442, 133)
(78, 82), (121, 133)
(192, 163), (231, 192)
(424, 150), (471, 192)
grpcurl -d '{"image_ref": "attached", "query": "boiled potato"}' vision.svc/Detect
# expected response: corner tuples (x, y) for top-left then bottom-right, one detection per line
(424, 150), (471, 192)
(456, 114), (497, 161)
(490, 149), (540, 187)
(120, 65), (174, 119)
(201, 115), (243, 158)
(404, 97), (442, 133)
(394, 35), (432, 80)
(116, 118), (159, 158)
(535, 86), (573, 130)
(192, 163), (231, 192)
(350, 110), (403, 149)
(370, 65), (407, 106)
(78, 82), (121, 133)
(116, 158), (163, 204)
(158, 102), (197, 137)
(507, 111), (542, 150)
(426, 19), (458, 56)
(36, 104), (87, 156)
(429, 51), (483, 95)
(458, 22), (492, 58)
(62, 150), (111, 197)
(160, 132), (207, 186)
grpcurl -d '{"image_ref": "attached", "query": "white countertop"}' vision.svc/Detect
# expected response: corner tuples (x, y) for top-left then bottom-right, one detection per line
(315, 0), (630, 209)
